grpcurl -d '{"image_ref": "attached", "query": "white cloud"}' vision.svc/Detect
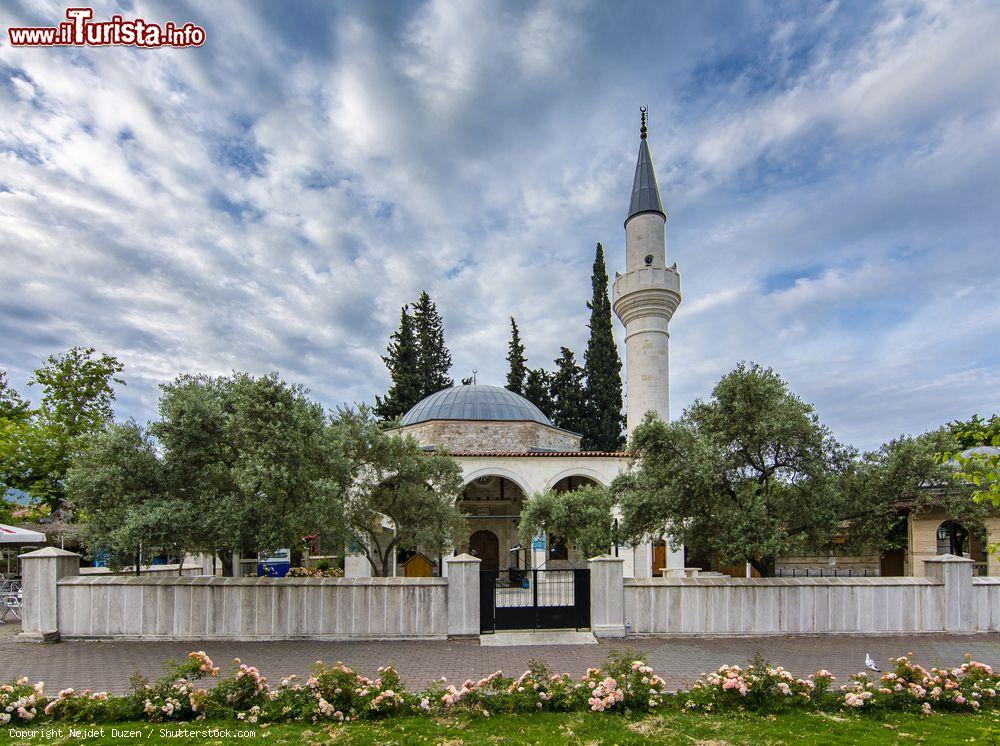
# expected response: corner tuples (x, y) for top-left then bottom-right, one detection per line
(0, 0), (997, 451)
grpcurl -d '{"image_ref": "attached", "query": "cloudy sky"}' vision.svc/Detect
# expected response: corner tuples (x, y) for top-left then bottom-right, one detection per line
(1, 0), (998, 451)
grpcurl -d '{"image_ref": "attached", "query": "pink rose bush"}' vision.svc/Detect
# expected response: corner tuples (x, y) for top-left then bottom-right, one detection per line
(838, 654), (996, 714)
(427, 663), (583, 714)
(0, 676), (42, 724)
(129, 650), (220, 722)
(579, 652), (670, 713)
(683, 656), (834, 712)
(2, 650), (997, 725)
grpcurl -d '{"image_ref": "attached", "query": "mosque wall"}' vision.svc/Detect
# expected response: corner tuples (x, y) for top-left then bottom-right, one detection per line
(399, 420), (581, 452)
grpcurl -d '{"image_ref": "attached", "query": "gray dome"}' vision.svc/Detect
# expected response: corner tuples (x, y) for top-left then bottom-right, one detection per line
(400, 384), (553, 427)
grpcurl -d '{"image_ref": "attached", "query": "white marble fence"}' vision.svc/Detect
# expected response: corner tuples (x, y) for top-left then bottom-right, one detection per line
(590, 554), (997, 638)
(17, 549), (481, 642)
(18, 547), (998, 641)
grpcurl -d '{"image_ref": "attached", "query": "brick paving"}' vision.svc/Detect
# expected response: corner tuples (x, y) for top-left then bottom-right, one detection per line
(0, 624), (996, 694)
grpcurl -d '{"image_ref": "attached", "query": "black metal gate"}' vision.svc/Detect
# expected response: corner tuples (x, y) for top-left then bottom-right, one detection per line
(480, 569), (590, 633)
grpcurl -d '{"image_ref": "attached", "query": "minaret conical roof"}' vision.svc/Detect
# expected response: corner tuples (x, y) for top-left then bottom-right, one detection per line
(627, 114), (665, 222)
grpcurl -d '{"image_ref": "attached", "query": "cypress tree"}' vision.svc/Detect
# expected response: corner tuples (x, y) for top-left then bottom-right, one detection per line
(412, 290), (453, 398)
(582, 243), (625, 450)
(374, 305), (422, 421)
(506, 317), (527, 396)
(524, 367), (554, 419)
(549, 347), (587, 435)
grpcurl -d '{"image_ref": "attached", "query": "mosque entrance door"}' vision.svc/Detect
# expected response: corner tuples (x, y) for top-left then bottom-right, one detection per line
(469, 530), (500, 572)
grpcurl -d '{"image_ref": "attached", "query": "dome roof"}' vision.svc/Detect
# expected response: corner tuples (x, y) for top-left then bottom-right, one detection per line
(400, 384), (553, 427)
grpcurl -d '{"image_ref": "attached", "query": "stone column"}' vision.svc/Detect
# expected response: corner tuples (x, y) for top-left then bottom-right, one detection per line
(924, 554), (975, 632)
(17, 547), (80, 642)
(446, 553), (480, 638)
(589, 555), (625, 637)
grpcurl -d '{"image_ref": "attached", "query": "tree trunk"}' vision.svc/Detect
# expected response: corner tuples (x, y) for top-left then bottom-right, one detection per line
(217, 549), (234, 577)
(750, 555), (776, 577)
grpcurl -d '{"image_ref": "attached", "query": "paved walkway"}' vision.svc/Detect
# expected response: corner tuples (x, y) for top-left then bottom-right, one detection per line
(0, 625), (996, 694)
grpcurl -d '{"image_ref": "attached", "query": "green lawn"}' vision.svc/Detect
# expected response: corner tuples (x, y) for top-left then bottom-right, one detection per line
(3, 711), (997, 745)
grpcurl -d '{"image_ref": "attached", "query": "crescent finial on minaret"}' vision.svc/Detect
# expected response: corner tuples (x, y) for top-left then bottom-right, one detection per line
(640, 106), (647, 140)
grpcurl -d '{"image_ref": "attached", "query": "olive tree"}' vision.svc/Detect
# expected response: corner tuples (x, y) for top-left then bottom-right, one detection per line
(518, 485), (615, 560)
(336, 406), (465, 576)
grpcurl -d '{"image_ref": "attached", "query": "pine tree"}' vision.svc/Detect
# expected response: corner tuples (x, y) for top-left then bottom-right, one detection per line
(523, 368), (554, 420)
(550, 347), (587, 435)
(506, 317), (527, 396)
(374, 305), (423, 421)
(412, 291), (453, 398)
(582, 243), (625, 450)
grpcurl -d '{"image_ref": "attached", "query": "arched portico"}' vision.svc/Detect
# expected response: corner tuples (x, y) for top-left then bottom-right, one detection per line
(461, 467), (533, 497)
(453, 473), (530, 574)
(544, 468), (608, 491)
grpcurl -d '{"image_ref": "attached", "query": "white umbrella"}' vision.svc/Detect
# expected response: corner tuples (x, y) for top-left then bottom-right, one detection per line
(0, 524), (46, 544)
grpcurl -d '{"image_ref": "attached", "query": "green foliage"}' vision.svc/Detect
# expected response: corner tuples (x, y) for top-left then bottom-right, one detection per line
(519, 485), (614, 559)
(506, 317), (527, 396)
(0, 371), (29, 422)
(67, 372), (350, 568)
(66, 421), (181, 568)
(374, 305), (423, 421)
(614, 363), (854, 576)
(31, 347), (125, 436)
(582, 243), (624, 451)
(683, 656), (834, 713)
(9, 710), (996, 744)
(0, 347), (124, 514)
(157, 372), (348, 559)
(375, 292), (454, 419)
(614, 363), (988, 575)
(580, 650), (670, 713)
(524, 367), (554, 419)
(8, 648), (998, 732)
(425, 663), (584, 714)
(846, 428), (989, 553)
(549, 348), (587, 435)
(938, 414), (1000, 509)
(412, 291), (453, 398)
(335, 406), (465, 576)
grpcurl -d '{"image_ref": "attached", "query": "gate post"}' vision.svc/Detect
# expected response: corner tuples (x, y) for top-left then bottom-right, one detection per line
(446, 553), (480, 638)
(924, 553), (975, 632)
(17, 547), (80, 642)
(589, 555), (625, 638)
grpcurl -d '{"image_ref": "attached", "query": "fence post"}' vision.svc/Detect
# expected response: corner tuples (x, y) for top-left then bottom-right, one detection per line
(446, 553), (480, 638)
(589, 555), (625, 637)
(924, 553), (975, 632)
(17, 547), (80, 642)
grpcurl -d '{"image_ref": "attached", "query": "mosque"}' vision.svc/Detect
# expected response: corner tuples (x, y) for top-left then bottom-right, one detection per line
(341, 113), (998, 582)
(344, 110), (683, 579)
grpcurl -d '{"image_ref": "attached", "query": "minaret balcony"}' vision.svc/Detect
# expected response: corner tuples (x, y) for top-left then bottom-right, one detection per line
(612, 265), (681, 326)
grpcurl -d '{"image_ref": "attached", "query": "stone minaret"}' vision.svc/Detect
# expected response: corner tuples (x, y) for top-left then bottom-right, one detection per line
(613, 108), (681, 435)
